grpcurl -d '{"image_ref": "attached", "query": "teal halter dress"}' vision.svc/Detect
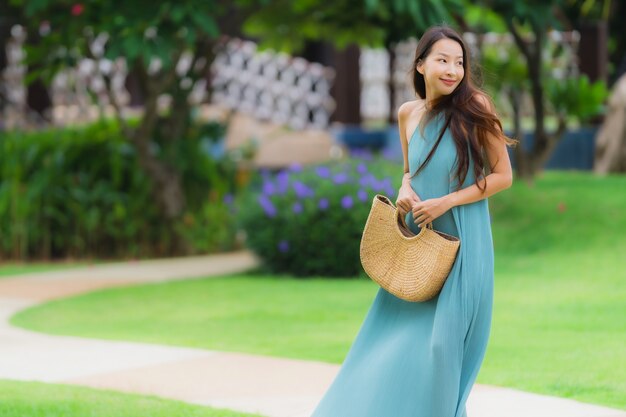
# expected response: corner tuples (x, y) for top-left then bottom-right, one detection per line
(310, 112), (494, 417)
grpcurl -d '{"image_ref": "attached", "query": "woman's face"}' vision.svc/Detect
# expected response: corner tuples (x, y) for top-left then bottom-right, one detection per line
(416, 38), (465, 101)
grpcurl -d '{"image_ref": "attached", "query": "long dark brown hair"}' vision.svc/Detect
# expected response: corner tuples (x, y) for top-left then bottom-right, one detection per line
(409, 25), (516, 191)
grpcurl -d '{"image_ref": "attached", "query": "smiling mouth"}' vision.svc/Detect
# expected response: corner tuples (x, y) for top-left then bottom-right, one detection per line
(441, 79), (456, 85)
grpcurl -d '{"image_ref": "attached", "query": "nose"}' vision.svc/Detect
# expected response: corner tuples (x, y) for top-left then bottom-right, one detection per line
(446, 63), (457, 77)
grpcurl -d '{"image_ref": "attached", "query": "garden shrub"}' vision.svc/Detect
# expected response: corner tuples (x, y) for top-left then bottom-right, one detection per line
(175, 193), (239, 254)
(238, 153), (402, 277)
(0, 119), (239, 260)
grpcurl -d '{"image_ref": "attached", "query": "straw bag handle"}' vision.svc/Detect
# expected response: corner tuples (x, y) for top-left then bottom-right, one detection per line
(376, 195), (432, 237)
(397, 209), (433, 232)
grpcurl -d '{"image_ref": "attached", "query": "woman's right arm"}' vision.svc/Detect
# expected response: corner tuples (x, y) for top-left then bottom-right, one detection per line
(396, 103), (421, 217)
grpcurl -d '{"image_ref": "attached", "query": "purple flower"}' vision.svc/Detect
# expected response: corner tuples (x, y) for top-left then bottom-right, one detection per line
(257, 194), (277, 218)
(288, 162), (303, 173)
(292, 201), (303, 214)
(356, 163), (368, 175)
(341, 195), (353, 209)
(382, 146), (399, 161)
(292, 180), (314, 199)
(359, 174), (374, 188)
(278, 239), (290, 253)
(333, 172), (349, 185)
(357, 189), (368, 202)
(318, 198), (329, 210)
(368, 179), (382, 192)
(385, 187), (397, 198)
(262, 180), (276, 195)
(315, 166), (331, 178)
(276, 170), (290, 194)
(351, 148), (373, 161)
(223, 193), (234, 206)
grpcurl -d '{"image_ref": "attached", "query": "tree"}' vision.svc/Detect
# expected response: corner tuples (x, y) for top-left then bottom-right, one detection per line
(469, 0), (608, 180)
(11, 0), (461, 235)
(243, 0), (463, 51)
(12, 1), (230, 227)
(482, 1), (569, 178)
(0, 3), (53, 127)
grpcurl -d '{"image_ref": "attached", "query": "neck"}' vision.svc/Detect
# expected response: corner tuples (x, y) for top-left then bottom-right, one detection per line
(425, 92), (439, 109)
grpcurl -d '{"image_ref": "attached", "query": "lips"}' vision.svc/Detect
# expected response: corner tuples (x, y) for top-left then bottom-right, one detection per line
(441, 79), (456, 86)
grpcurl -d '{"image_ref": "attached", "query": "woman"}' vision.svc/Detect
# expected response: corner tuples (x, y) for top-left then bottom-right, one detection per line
(309, 25), (515, 417)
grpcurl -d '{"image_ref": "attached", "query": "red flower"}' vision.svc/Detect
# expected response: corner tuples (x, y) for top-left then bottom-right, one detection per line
(71, 4), (84, 16)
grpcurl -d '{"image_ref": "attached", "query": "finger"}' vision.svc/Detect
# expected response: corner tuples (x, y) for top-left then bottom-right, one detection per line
(414, 214), (428, 225)
(412, 205), (424, 216)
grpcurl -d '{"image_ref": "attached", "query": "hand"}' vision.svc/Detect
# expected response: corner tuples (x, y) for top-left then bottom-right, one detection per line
(411, 196), (452, 228)
(395, 183), (421, 218)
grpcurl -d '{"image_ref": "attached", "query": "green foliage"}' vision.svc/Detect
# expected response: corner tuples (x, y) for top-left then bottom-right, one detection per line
(176, 199), (239, 254)
(11, 0), (222, 79)
(545, 74), (608, 123)
(0, 120), (154, 259)
(237, 154), (401, 277)
(0, 120), (238, 260)
(463, 4), (507, 32)
(568, 0), (612, 20)
(480, 0), (564, 30)
(154, 119), (237, 211)
(480, 40), (528, 103)
(244, 0), (463, 52)
(0, 262), (88, 277)
(475, 1), (610, 135)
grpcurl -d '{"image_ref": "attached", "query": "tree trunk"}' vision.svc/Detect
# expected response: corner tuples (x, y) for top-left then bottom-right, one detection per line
(510, 89), (533, 182)
(128, 60), (187, 224)
(132, 94), (187, 222)
(25, 29), (52, 124)
(506, 19), (569, 181)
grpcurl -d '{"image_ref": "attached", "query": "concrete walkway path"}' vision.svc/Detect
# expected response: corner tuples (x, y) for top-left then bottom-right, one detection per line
(0, 252), (624, 417)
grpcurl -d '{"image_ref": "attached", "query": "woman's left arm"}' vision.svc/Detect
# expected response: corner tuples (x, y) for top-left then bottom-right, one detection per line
(412, 128), (513, 228)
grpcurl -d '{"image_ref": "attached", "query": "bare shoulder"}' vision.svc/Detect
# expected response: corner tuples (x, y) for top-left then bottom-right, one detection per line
(398, 99), (426, 121)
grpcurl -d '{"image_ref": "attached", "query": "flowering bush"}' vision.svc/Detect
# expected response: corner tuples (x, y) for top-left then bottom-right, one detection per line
(237, 156), (401, 277)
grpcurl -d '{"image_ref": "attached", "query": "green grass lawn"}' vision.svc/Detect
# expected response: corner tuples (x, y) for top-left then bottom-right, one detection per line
(0, 379), (264, 417)
(10, 172), (626, 410)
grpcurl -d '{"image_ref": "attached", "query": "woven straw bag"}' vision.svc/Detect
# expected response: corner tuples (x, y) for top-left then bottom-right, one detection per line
(360, 194), (461, 302)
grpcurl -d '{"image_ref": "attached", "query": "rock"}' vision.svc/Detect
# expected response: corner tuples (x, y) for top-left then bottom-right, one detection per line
(594, 73), (626, 173)
(224, 111), (346, 169)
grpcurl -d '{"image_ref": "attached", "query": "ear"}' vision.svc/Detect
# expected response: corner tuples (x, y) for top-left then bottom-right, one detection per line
(416, 59), (424, 75)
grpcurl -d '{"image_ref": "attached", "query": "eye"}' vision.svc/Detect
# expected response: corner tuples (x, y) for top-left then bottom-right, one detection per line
(439, 59), (446, 63)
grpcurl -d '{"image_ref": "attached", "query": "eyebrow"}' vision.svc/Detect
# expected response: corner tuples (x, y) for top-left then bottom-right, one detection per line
(435, 53), (463, 59)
